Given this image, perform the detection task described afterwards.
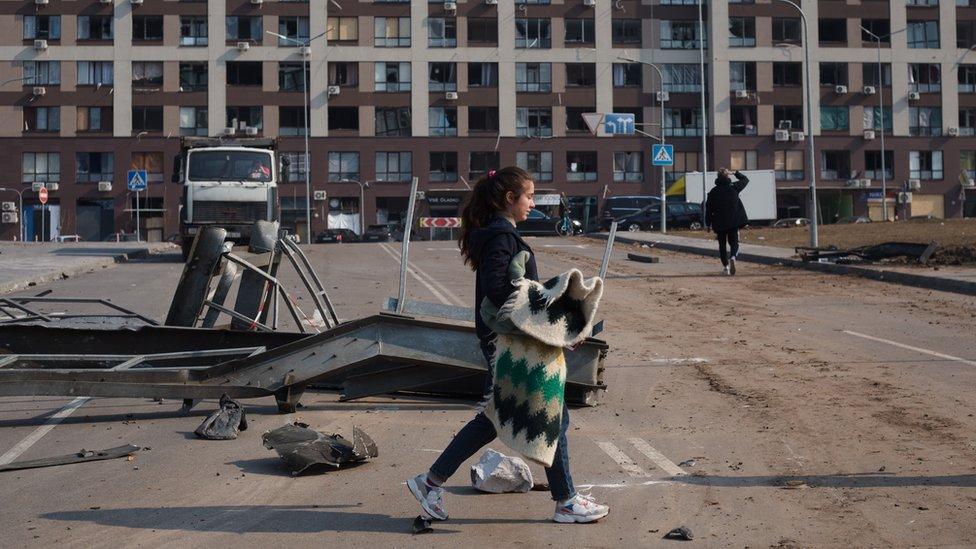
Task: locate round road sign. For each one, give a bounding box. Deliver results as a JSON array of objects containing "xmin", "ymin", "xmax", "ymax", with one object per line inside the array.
[{"xmin": 38, "ymin": 187, "xmax": 48, "ymax": 205}]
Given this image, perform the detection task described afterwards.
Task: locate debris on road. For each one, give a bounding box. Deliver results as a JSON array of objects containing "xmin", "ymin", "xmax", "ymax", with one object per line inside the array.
[
  {"xmin": 470, "ymin": 449, "xmax": 533, "ymax": 493},
  {"xmin": 627, "ymin": 252, "xmax": 660, "ymax": 264},
  {"xmin": 262, "ymin": 423, "xmax": 378, "ymax": 475},
  {"xmin": 677, "ymin": 459, "xmax": 698, "ymax": 468},
  {"xmin": 0, "ymin": 444, "xmax": 141, "ymax": 473},
  {"xmin": 411, "ymin": 515, "xmax": 433, "ymax": 534},
  {"xmin": 663, "ymin": 526, "xmax": 694, "ymax": 541},
  {"xmin": 194, "ymin": 394, "xmax": 248, "ymax": 440},
  {"xmin": 795, "ymin": 241, "xmax": 939, "ymax": 264}
]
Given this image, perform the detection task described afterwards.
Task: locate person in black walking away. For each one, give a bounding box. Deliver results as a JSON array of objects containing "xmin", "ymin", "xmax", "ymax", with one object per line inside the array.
[{"xmin": 706, "ymin": 167, "xmax": 749, "ymax": 275}]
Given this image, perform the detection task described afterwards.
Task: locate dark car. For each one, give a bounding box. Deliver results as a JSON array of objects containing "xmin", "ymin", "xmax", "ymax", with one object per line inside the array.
[
  {"xmin": 361, "ymin": 224, "xmax": 396, "ymax": 242},
  {"xmin": 616, "ymin": 202, "xmax": 704, "ymax": 232},
  {"xmin": 517, "ymin": 209, "xmax": 583, "ymax": 236},
  {"xmin": 772, "ymin": 217, "xmax": 811, "ymax": 228},
  {"xmin": 600, "ymin": 196, "xmax": 662, "ymax": 230},
  {"xmin": 836, "ymin": 216, "xmax": 871, "ymax": 224},
  {"xmin": 316, "ymin": 228, "xmax": 359, "ymax": 243}
]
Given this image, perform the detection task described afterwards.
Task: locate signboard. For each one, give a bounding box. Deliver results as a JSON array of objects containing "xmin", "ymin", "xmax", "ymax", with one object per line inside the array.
[
  {"xmin": 582, "ymin": 112, "xmax": 604, "ymax": 135},
  {"xmin": 534, "ymin": 194, "xmax": 561, "ymax": 206},
  {"xmin": 419, "ymin": 217, "xmax": 461, "ymax": 228},
  {"xmin": 604, "ymin": 113, "xmax": 635, "ymax": 135},
  {"xmin": 127, "ymin": 170, "xmax": 148, "ymax": 192},
  {"xmin": 426, "ymin": 195, "xmax": 463, "ymax": 206},
  {"xmin": 652, "ymin": 144, "xmax": 674, "ymax": 166},
  {"xmin": 38, "ymin": 187, "xmax": 48, "ymax": 204}
]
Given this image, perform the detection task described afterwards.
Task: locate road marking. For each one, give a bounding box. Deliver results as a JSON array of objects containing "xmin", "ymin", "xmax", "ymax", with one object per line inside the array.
[
  {"xmin": 379, "ymin": 243, "xmax": 466, "ymax": 307},
  {"xmin": 628, "ymin": 438, "xmax": 686, "ymax": 476},
  {"xmin": 843, "ymin": 330, "xmax": 976, "ymax": 368},
  {"xmin": 647, "ymin": 357, "xmax": 709, "ymax": 365},
  {"xmin": 541, "ymin": 244, "xmax": 588, "ymax": 249},
  {"xmin": 595, "ymin": 441, "xmax": 651, "ymax": 478},
  {"xmin": 577, "ymin": 480, "xmax": 664, "ymax": 489},
  {"xmin": 377, "ymin": 244, "xmax": 453, "ymax": 306},
  {"xmin": 0, "ymin": 397, "xmax": 89, "ymax": 466}
]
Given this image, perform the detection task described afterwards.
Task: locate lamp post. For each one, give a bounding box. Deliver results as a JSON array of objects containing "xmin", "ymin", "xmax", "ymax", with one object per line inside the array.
[
  {"xmin": 0, "ymin": 187, "xmax": 26, "ymax": 242},
  {"xmin": 618, "ymin": 56, "xmax": 668, "ymax": 233},
  {"xmin": 696, "ymin": 0, "xmax": 709, "ymax": 226},
  {"xmin": 267, "ymin": 29, "xmax": 327, "ymax": 245},
  {"xmin": 340, "ymin": 179, "xmax": 372, "ymax": 235},
  {"xmin": 772, "ymin": 0, "xmax": 818, "ymax": 247}
]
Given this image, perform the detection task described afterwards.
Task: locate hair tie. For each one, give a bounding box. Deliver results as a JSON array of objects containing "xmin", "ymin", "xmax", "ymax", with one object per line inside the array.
[{"xmin": 487, "ymin": 170, "xmax": 496, "ymax": 179}]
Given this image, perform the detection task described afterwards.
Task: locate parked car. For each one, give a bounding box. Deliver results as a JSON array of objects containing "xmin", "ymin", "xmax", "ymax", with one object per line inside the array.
[
  {"xmin": 615, "ymin": 202, "xmax": 704, "ymax": 232},
  {"xmin": 600, "ymin": 196, "xmax": 662, "ymax": 230},
  {"xmin": 772, "ymin": 217, "xmax": 811, "ymax": 228},
  {"xmin": 836, "ymin": 216, "xmax": 871, "ymax": 224},
  {"xmin": 316, "ymin": 228, "xmax": 360, "ymax": 243},
  {"xmin": 361, "ymin": 224, "xmax": 396, "ymax": 242},
  {"xmin": 517, "ymin": 209, "xmax": 583, "ymax": 236}
]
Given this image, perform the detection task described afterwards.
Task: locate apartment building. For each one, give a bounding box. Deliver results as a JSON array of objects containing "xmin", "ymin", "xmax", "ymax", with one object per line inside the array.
[{"xmin": 0, "ymin": 0, "xmax": 974, "ymax": 241}]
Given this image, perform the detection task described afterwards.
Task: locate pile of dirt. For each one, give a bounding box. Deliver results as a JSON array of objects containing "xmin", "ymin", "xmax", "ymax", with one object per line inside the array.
[{"xmin": 927, "ymin": 244, "xmax": 976, "ymax": 266}]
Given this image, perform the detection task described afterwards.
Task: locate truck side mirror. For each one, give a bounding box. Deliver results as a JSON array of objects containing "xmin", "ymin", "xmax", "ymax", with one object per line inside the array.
[{"xmin": 171, "ymin": 156, "xmax": 181, "ymax": 183}]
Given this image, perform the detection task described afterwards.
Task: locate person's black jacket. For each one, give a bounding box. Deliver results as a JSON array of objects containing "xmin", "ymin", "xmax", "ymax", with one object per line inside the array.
[
  {"xmin": 468, "ymin": 215, "xmax": 538, "ymax": 341},
  {"xmin": 706, "ymin": 171, "xmax": 750, "ymax": 233}
]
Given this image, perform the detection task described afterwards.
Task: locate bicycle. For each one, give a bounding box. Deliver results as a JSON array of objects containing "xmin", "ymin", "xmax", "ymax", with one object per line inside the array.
[{"xmin": 555, "ymin": 215, "xmax": 574, "ymax": 237}]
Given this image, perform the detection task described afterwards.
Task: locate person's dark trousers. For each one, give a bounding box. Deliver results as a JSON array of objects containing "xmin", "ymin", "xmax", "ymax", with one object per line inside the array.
[
  {"xmin": 428, "ymin": 337, "xmax": 576, "ymax": 502},
  {"xmin": 716, "ymin": 229, "xmax": 740, "ymax": 266}
]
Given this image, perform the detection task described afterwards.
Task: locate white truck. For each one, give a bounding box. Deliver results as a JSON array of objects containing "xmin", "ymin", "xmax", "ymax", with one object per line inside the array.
[
  {"xmin": 175, "ymin": 138, "xmax": 288, "ymax": 259},
  {"xmin": 683, "ymin": 169, "xmax": 778, "ymax": 224}
]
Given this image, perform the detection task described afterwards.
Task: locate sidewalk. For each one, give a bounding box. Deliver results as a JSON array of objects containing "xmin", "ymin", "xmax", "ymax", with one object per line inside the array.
[
  {"xmin": 0, "ymin": 242, "xmax": 176, "ymax": 295},
  {"xmin": 594, "ymin": 231, "xmax": 976, "ymax": 297}
]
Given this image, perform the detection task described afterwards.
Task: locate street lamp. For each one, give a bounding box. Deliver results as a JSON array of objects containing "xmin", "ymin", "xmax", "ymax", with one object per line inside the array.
[
  {"xmin": 0, "ymin": 187, "xmax": 26, "ymax": 242},
  {"xmin": 696, "ymin": 0, "xmax": 709, "ymax": 224},
  {"xmin": 267, "ymin": 29, "xmax": 327, "ymax": 245},
  {"xmin": 340, "ymin": 179, "xmax": 372, "ymax": 235},
  {"xmin": 860, "ymin": 26, "xmax": 906, "ymax": 222},
  {"xmin": 772, "ymin": 0, "xmax": 818, "ymax": 247},
  {"xmin": 618, "ymin": 56, "xmax": 668, "ymax": 233},
  {"xmin": 1, "ymin": 76, "xmax": 38, "ymax": 87}
]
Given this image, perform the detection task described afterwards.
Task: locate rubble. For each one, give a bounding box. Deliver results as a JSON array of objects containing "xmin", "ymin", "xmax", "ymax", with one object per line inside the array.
[
  {"xmin": 194, "ymin": 395, "xmax": 248, "ymax": 440},
  {"xmin": 470, "ymin": 449, "xmax": 533, "ymax": 493},
  {"xmin": 261, "ymin": 423, "xmax": 378, "ymax": 475}
]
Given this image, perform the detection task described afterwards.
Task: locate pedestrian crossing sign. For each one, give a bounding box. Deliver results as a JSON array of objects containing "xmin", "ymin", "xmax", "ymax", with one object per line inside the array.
[
  {"xmin": 127, "ymin": 170, "xmax": 148, "ymax": 191},
  {"xmin": 652, "ymin": 144, "xmax": 674, "ymax": 166}
]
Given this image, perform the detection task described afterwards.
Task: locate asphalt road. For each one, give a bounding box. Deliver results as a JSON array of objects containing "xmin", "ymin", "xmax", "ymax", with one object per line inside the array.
[{"xmin": 1, "ymin": 237, "xmax": 974, "ymax": 547}]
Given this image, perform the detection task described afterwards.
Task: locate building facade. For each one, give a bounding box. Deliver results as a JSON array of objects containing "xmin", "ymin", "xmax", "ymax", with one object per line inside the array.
[{"xmin": 1, "ymin": 0, "xmax": 974, "ymax": 241}]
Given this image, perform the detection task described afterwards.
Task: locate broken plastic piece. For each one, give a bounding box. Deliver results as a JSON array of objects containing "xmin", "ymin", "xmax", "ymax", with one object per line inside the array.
[
  {"xmin": 262, "ymin": 423, "xmax": 378, "ymax": 475},
  {"xmin": 411, "ymin": 515, "xmax": 433, "ymax": 534},
  {"xmin": 663, "ymin": 526, "xmax": 694, "ymax": 541},
  {"xmin": 195, "ymin": 394, "xmax": 248, "ymax": 440},
  {"xmin": 0, "ymin": 444, "xmax": 141, "ymax": 473}
]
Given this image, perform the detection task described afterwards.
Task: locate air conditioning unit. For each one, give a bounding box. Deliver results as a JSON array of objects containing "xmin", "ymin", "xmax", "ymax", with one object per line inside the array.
[
  {"xmin": 251, "ymin": 0, "xmax": 263, "ymax": 4},
  {"xmin": 299, "ymin": 46, "xmax": 310, "ymax": 56},
  {"xmin": 99, "ymin": 0, "xmax": 112, "ymax": 3},
  {"xmin": 774, "ymin": 129, "xmax": 790, "ymax": 142},
  {"xmin": 862, "ymin": 85, "xmax": 876, "ymax": 95},
  {"xmin": 32, "ymin": 86, "xmax": 46, "ymax": 96},
  {"xmin": 484, "ymin": 0, "xmax": 498, "ymax": 4},
  {"xmin": 961, "ymin": 177, "xmax": 976, "ymax": 188},
  {"xmin": 130, "ymin": 0, "xmax": 143, "ymax": 5},
  {"xmin": 734, "ymin": 89, "xmax": 749, "ymax": 99},
  {"xmin": 863, "ymin": 130, "xmax": 876, "ymax": 140},
  {"xmin": 46, "ymin": 182, "xmax": 58, "ymax": 191},
  {"xmin": 98, "ymin": 181, "xmax": 112, "ymax": 192},
  {"xmin": 947, "ymin": 126, "xmax": 959, "ymax": 137},
  {"xmin": 791, "ymin": 131, "xmax": 805, "ymax": 141},
  {"xmin": 244, "ymin": 126, "xmax": 259, "ymax": 136},
  {"xmin": 237, "ymin": 42, "xmax": 250, "ymax": 51},
  {"xmin": 31, "ymin": 182, "xmax": 45, "ymax": 192},
  {"xmin": 846, "ymin": 179, "xmax": 861, "ymax": 188},
  {"xmin": 34, "ymin": 40, "xmax": 48, "ymax": 50},
  {"xmin": 899, "ymin": 191, "xmax": 912, "ymax": 204},
  {"xmin": 1, "ymin": 202, "xmax": 15, "ymax": 212},
  {"xmin": 34, "ymin": 0, "xmax": 48, "ymax": 5},
  {"xmin": 1, "ymin": 212, "xmax": 18, "ymax": 224},
  {"xmin": 908, "ymin": 91, "xmax": 921, "ymax": 100},
  {"xmin": 583, "ymin": 0, "xmax": 596, "ymax": 5},
  {"xmin": 313, "ymin": 190, "xmax": 327, "ymax": 201},
  {"xmin": 656, "ymin": 91, "xmax": 670, "ymax": 102},
  {"xmin": 444, "ymin": 0, "xmax": 457, "ymax": 10},
  {"xmin": 445, "ymin": 91, "xmax": 458, "ymax": 100},
  {"xmin": 834, "ymin": 85, "xmax": 848, "ymax": 94},
  {"xmin": 223, "ymin": 127, "xmax": 236, "ymax": 136},
  {"xmin": 859, "ymin": 178, "xmax": 872, "ymax": 187},
  {"xmin": 907, "ymin": 179, "xmax": 921, "ymax": 191},
  {"xmin": 327, "ymin": 85, "xmax": 340, "ymax": 96}
]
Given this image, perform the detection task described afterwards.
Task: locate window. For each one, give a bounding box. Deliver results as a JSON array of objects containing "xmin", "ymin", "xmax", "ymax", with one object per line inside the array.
[
  {"xmin": 279, "ymin": 106, "xmax": 309, "ymax": 136},
  {"xmin": 428, "ymin": 18, "xmax": 456, "ymax": 47},
  {"xmin": 730, "ymin": 106, "xmax": 757, "ymax": 135},
  {"xmin": 774, "ymin": 150, "xmax": 804, "ymax": 180},
  {"xmin": 179, "ymin": 107, "xmax": 208, "ymax": 136},
  {"xmin": 818, "ymin": 19, "xmax": 846, "ymax": 44},
  {"xmin": 566, "ymin": 152, "xmax": 597, "ymax": 182},
  {"xmin": 23, "ymin": 61, "xmax": 60, "ymax": 86},
  {"xmin": 819, "ymin": 62, "xmax": 848, "ymax": 86},
  {"xmin": 77, "ymin": 61, "xmax": 113, "ymax": 86},
  {"xmin": 279, "ymin": 17, "xmax": 310, "ymax": 45},
  {"xmin": 863, "ymin": 107, "xmax": 893, "ymax": 132},
  {"xmin": 25, "ymin": 107, "xmax": 59, "ymax": 132},
  {"xmin": 773, "ymin": 62, "xmax": 802, "ymax": 86},
  {"xmin": 961, "ymin": 152, "xmax": 976, "ymax": 183},
  {"xmin": 134, "ymin": 16, "xmax": 164, "ymax": 41},
  {"xmin": 774, "ymin": 106, "xmax": 803, "ymax": 130},
  {"xmin": 130, "ymin": 152, "xmax": 164, "ymax": 183},
  {"xmin": 132, "ymin": 61, "xmax": 163, "ymax": 89},
  {"xmin": 326, "ymin": 17, "xmax": 358, "ymax": 41},
  {"xmin": 565, "ymin": 19, "xmax": 595, "ymax": 44},
  {"xmin": 429, "ymin": 62, "xmax": 457, "ymax": 92},
  {"xmin": 279, "ymin": 62, "xmax": 309, "ymax": 91},
  {"xmin": 909, "ymin": 151, "xmax": 943, "ymax": 180},
  {"xmin": 861, "ymin": 19, "xmax": 891, "ymax": 42},
  {"xmin": 661, "ymin": 21, "xmax": 705, "ymax": 49},
  {"xmin": 328, "ymin": 107, "xmax": 359, "ymax": 130},
  {"xmin": 664, "ymin": 108, "xmax": 702, "ymax": 137},
  {"xmin": 76, "ymin": 152, "xmax": 114, "ymax": 183},
  {"xmin": 907, "ymin": 0, "xmax": 938, "ymax": 5},
  {"xmin": 374, "ymin": 17, "xmax": 410, "ymax": 47},
  {"xmin": 327, "ymin": 152, "xmax": 359, "ymax": 182},
  {"xmin": 612, "ymin": 63, "xmax": 641, "ymax": 87},
  {"xmin": 469, "ymin": 107, "xmax": 499, "ymax": 132},
  {"xmin": 375, "ymin": 62, "xmax": 411, "ymax": 92},
  {"xmin": 862, "ymin": 63, "xmax": 891, "ymax": 87},
  {"xmin": 730, "ymin": 150, "xmax": 757, "ymax": 171},
  {"xmin": 820, "ymin": 106, "xmax": 849, "ymax": 131},
  {"xmin": 22, "ymin": 153, "xmax": 60, "ymax": 184},
  {"xmin": 24, "ymin": 16, "xmax": 60, "ymax": 40},
  {"xmin": 429, "ymin": 152, "xmax": 458, "ymax": 182},
  {"xmin": 516, "ymin": 0, "xmax": 550, "ymax": 4},
  {"xmin": 429, "ymin": 107, "xmax": 458, "ymax": 136},
  {"xmin": 772, "ymin": 18, "xmax": 801, "ymax": 43},
  {"xmin": 469, "ymin": 152, "xmax": 500, "ymax": 180},
  {"xmin": 909, "ymin": 107, "xmax": 942, "ymax": 136},
  {"xmin": 566, "ymin": 107, "xmax": 592, "ymax": 133},
  {"xmin": 613, "ymin": 152, "xmax": 643, "ymax": 182},
  {"xmin": 909, "ymin": 63, "xmax": 941, "ymax": 92},
  {"xmin": 664, "ymin": 63, "xmax": 703, "ymax": 92},
  {"xmin": 820, "ymin": 151, "xmax": 850, "ymax": 180},
  {"xmin": 78, "ymin": 107, "xmax": 110, "ymax": 132},
  {"xmin": 729, "ymin": 18, "xmax": 755, "ymax": 47},
  {"xmin": 960, "ymin": 21, "xmax": 976, "ymax": 48},
  {"xmin": 180, "ymin": 63, "xmax": 207, "ymax": 91},
  {"xmin": 907, "ymin": 20, "xmax": 939, "ymax": 48},
  {"xmin": 729, "ymin": 62, "xmax": 755, "ymax": 91},
  {"xmin": 281, "ymin": 153, "xmax": 308, "ymax": 181},
  {"xmin": 516, "ymin": 63, "xmax": 552, "ymax": 92},
  {"xmin": 180, "ymin": 16, "xmax": 208, "ymax": 46},
  {"xmin": 375, "ymin": 152, "xmax": 412, "ymax": 182},
  {"xmin": 566, "ymin": 64, "xmax": 595, "ymax": 87},
  {"xmin": 516, "ymin": 107, "xmax": 552, "ymax": 137},
  {"xmin": 132, "ymin": 107, "xmax": 163, "ymax": 132},
  {"xmin": 960, "ymin": 65, "xmax": 976, "ymax": 93},
  {"xmin": 468, "ymin": 62, "xmax": 498, "ymax": 87},
  {"xmin": 515, "ymin": 18, "xmax": 550, "ymax": 48},
  {"xmin": 516, "ymin": 151, "xmax": 553, "ymax": 182},
  {"xmin": 226, "ymin": 106, "xmax": 263, "ymax": 130},
  {"xmin": 77, "ymin": 16, "xmax": 113, "ymax": 40},
  {"xmin": 864, "ymin": 150, "xmax": 894, "ymax": 180},
  {"xmin": 375, "ymin": 107, "xmax": 411, "ymax": 136},
  {"xmin": 227, "ymin": 62, "xmax": 263, "ymax": 86},
  {"xmin": 227, "ymin": 16, "xmax": 262, "ymax": 41},
  {"xmin": 467, "ymin": 18, "xmax": 497, "ymax": 44},
  {"xmin": 329, "ymin": 62, "xmax": 358, "ymax": 87},
  {"xmin": 612, "ymin": 19, "xmax": 641, "ymax": 44}
]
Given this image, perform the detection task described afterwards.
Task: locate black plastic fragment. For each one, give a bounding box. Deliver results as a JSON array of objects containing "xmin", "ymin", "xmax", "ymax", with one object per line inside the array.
[
  {"xmin": 663, "ymin": 526, "xmax": 694, "ymax": 541},
  {"xmin": 262, "ymin": 423, "xmax": 378, "ymax": 475},
  {"xmin": 195, "ymin": 394, "xmax": 248, "ymax": 440},
  {"xmin": 412, "ymin": 515, "xmax": 433, "ymax": 534}
]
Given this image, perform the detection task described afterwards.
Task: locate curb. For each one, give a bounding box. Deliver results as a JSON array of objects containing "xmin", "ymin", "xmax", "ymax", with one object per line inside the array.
[
  {"xmin": 592, "ymin": 234, "xmax": 976, "ymax": 297},
  {"xmin": 0, "ymin": 247, "xmax": 157, "ymax": 296}
]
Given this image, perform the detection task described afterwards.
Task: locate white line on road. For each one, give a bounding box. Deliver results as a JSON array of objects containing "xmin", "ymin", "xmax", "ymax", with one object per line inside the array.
[
  {"xmin": 595, "ymin": 441, "xmax": 651, "ymax": 478},
  {"xmin": 379, "ymin": 243, "xmax": 466, "ymax": 307},
  {"xmin": 577, "ymin": 479, "xmax": 665, "ymax": 489},
  {"xmin": 541, "ymin": 244, "xmax": 589, "ymax": 249},
  {"xmin": 0, "ymin": 397, "xmax": 90, "ymax": 466},
  {"xmin": 377, "ymin": 244, "xmax": 453, "ymax": 306},
  {"xmin": 843, "ymin": 330, "xmax": 976, "ymax": 368},
  {"xmin": 628, "ymin": 438, "xmax": 686, "ymax": 476}
]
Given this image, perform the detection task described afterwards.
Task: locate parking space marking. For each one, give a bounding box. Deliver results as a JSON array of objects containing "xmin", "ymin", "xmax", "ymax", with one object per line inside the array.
[
  {"xmin": 0, "ymin": 397, "xmax": 89, "ymax": 466},
  {"xmin": 379, "ymin": 243, "xmax": 466, "ymax": 307},
  {"xmin": 595, "ymin": 441, "xmax": 652, "ymax": 478},
  {"xmin": 843, "ymin": 330, "xmax": 976, "ymax": 368},
  {"xmin": 628, "ymin": 438, "xmax": 686, "ymax": 476}
]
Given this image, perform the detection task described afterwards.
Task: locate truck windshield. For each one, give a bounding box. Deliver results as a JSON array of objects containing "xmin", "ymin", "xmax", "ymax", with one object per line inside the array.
[{"xmin": 187, "ymin": 151, "xmax": 273, "ymax": 183}]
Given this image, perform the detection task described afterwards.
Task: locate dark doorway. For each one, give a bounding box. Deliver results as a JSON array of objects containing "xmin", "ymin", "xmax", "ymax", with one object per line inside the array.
[{"xmin": 76, "ymin": 199, "xmax": 115, "ymax": 241}]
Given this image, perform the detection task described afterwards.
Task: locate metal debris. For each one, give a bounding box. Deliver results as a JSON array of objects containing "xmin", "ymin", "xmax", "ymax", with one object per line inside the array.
[
  {"xmin": 0, "ymin": 445, "xmax": 141, "ymax": 473},
  {"xmin": 262, "ymin": 423, "xmax": 378, "ymax": 475}
]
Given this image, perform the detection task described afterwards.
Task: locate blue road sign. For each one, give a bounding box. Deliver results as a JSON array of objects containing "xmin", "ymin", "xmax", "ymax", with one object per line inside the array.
[
  {"xmin": 604, "ymin": 113, "xmax": 635, "ymax": 135},
  {"xmin": 127, "ymin": 170, "xmax": 148, "ymax": 192},
  {"xmin": 652, "ymin": 144, "xmax": 674, "ymax": 166}
]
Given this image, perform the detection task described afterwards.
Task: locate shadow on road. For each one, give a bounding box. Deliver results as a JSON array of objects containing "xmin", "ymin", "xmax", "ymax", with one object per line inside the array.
[{"xmin": 673, "ymin": 472, "xmax": 976, "ymax": 488}]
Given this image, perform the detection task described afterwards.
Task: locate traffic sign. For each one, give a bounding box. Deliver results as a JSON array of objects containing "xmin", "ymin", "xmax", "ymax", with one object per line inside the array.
[
  {"xmin": 38, "ymin": 187, "xmax": 48, "ymax": 204},
  {"xmin": 604, "ymin": 113, "xmax": 636, "ymax": 135},
  {"xmin": 652, "ymin": 144, "xmax": 675, "ymax": 166},
  {"xmin": 582, "ymin": 112, "xmax": 604, "ymax": 135},
  {"xmin": 127, "ymin": 170, "xmax": 148, "ymax": 192},
  {"xmin": 418, "ymin": 217, "xmax": 461, "ymax": 228}
]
